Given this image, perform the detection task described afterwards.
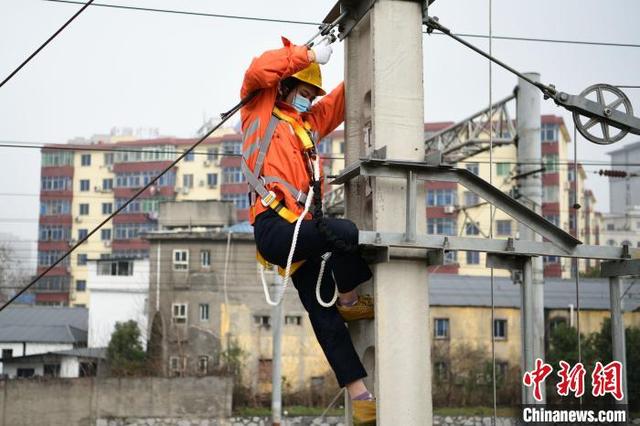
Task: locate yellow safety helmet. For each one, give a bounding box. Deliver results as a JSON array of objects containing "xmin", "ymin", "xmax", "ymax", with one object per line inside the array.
[{"xmin": 291, "ymin": 63, "xmax": 326, "ymax": 96}]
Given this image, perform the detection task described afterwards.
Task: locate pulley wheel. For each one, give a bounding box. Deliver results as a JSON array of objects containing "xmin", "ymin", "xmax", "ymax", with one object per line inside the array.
[{"xmin": 572, "ymin": 84, "xmax": 632, "ymax": 145}]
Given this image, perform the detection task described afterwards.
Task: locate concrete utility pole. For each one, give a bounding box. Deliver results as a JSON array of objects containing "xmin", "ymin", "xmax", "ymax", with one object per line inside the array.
[
  {"xmin": 344, "ymin": 1, "xmax": 431, "ymax": 424},
  {"xmin": 516, "ymin": 73, "xmax": 546, "ymax": 404},
  {"xmin": 609, "ymin": 276, "xmax": 628, "ymax": 405},
  {"xmin": 271, "ymin": 275, "xmax": 284, "ymax": 426}
]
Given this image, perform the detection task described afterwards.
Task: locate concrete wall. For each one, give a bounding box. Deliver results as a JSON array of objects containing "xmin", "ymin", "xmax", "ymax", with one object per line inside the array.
[
  {"xmin": 158, "ymin": 200, "xmax": 235, "ymax": 229},
  {"xmin": 0, "ymin": 375, "xmax": 232, "ymax": 426}
]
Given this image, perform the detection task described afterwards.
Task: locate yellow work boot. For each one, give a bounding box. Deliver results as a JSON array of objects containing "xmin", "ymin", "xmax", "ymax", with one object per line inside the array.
[
  {"xmin": 336, "ymin": 294, "xmax": 374, "ymax": 322},
  {"xmin": 352, "ymin": 399, "xmax": 376, "ymax": 425}
]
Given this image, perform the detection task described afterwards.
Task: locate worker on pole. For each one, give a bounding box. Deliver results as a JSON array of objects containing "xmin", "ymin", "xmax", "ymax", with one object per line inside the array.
[{"xmin": 240, "ymin": 37, "xmax": 376, "ymax": 424}]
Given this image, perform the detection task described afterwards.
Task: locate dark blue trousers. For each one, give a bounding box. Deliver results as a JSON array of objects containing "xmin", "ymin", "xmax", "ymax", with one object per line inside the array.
[{"xmin": 254, "ymin": 209, "xmax": 372, "ymax": 387}]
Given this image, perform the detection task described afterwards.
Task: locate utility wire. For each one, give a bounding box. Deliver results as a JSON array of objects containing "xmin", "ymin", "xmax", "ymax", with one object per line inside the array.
[
  {"xmin": 2, "ymin": 141, "xmax": 638, "ymax": 167},
  {"xmin": 0, "ymin": 96, "xmax": 246, "ymax": 313},
  {"xmin": 43, "ymin": 0, "xmax": 640, "ymax": 49},
  {"xmin": 0, "ymin": 0, "xmax": 94, "ymax": 89},
  {"xmin": 43, "ymin": 0, "xmax": 319, "ymax": 26}
]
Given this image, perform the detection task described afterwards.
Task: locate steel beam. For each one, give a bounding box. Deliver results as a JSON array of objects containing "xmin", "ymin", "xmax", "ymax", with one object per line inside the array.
[
  {"xmin": 331, "ymin": 158, "xmax": 581, "ymax": 252},
  {"xmin": 357, "ymin": 231, "xmax": 638, "ymax": 260}
]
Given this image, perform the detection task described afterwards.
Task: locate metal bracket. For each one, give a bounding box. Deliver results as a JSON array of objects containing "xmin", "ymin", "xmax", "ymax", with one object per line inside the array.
[
  {"xmin": 323, "ymin": 0, "xmax": 375, "ymax": 41},
  {"xmin": 601, "ymin": 259, "xmax": 640, "ymax": 278},
  {"xmin": 426, "ymin": 249, "xmax": 444, "ymax": 267},
  {"xmin": 486, "ymin": 253, "xmax": 526, "ymax": 271},
  {"xmin": 331, "ymin": 158, "xmax": 581, "ymax": 252}
]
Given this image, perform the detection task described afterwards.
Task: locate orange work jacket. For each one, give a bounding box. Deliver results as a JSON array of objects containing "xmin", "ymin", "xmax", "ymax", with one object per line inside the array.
[{"xmin": 240, "ymin": 37, "xmax": 345, "ymax": 224}]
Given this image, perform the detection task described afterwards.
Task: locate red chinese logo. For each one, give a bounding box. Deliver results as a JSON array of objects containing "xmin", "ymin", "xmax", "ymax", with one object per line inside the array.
[
  {"xmin": 556, "ymin": 360, "xmax": 586, "ymax": 398},
  {"xmin": 591, "ymin": 361, "xmax": 624, "ymax": 401},
  {"xmin": 523, "ymin": 358, "xmax": 553, "ymax": 402}
]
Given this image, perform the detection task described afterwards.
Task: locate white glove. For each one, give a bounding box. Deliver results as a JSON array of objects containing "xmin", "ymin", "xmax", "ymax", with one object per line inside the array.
[{"xmin": 312, "ymin": 39, "xmax": 333, "ymax": 65}]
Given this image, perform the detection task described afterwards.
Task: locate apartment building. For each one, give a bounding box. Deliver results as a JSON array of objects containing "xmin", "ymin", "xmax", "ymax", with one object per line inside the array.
[{"xmin": 37, "ymin": 133, "xmax": 234, "ymax": 307}]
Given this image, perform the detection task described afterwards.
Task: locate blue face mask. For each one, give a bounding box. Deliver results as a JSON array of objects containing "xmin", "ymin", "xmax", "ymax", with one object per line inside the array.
[{"xmin": 292, "ymin": 94, "xmax": 311, "ymax": 113}]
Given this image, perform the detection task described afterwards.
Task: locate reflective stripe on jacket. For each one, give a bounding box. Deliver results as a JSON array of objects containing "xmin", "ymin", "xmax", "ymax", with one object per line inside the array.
[{"xmin": 240, "ymin": 37, "xmax": 345, "ymax": 224}]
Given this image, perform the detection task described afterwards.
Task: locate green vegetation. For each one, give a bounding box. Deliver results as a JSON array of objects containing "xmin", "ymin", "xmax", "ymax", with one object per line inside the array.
[{"xmin": 106, "ymin": 320, "xmax": 147, "ymax": 376}]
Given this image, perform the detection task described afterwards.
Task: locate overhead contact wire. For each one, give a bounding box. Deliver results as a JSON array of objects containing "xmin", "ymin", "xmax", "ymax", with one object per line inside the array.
[{"xmin": 1, "ymin": 0, "xmax": 95, "ymax": 89}]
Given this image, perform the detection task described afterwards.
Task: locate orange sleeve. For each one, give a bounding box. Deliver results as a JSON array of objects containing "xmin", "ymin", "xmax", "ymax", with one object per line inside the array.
[
  {"xmin": 241, "ymin": 37, "xmax": 312, "ymax": 98},
  {"xmin": 305, "ymin": 82, "xmax": 345, "ymax": 139}
]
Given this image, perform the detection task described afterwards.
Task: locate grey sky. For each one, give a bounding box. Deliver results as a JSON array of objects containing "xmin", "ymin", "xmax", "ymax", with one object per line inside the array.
[{"xmin": 1, "ymin": 0, "xmax": 639, "ymax": 258}]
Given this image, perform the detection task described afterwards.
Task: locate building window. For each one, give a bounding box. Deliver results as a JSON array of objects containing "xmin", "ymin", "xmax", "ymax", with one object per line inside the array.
[
  {"xmin": 222, "ymin": 167, "xmax": 245, "ymax": 184},
  {"xmin": 465, "ymin": 163, "xmax": 479, "ymax": 175},
  {"xmin": 544, "ymin": 214, "xmax": 560, "ymax": 226},
  {"xmin": 543, "ymin": 185, "xmax": 559, "ymax": 202},
  {"xmin": 496, "ymin": 220, "xmax": 512, "ymax": 236},
  {"xmin": 543, "ymin": 154, "xmax": 559, "ymax": 173},
  {"xmin": 496, "ymin": 162, "xmax": 510, "ymax": 176},
  {"xmin": 98, "ymin": 260, "xmax": 133, "ymax": 276},
  {"xmin": 104, "ymin": 153, "xmax": 114, "ymax": 165},
  {"xmin": 78, "ymin": 229, "xmax": 88, "ymax": 240},
  {"xmin": 81, "ymin": 154, "xmax": 91, "ymax": 166},
  {"xmin": 466, "ymin": 251, "xmax": 480, "ymax": 265},
  {"xmin": 79, "ymin": 204, "xmax": 89, "ymax": 215},
  {"xmin": 444, "ymin": 251, "xmax": 457, "ymax": 264},
  {"xmin": 606, "ymin": 224, "xmax": 614, "ymax": 231},
  {"xmin": 463, "ymin": 191, "xmax": 479, "ymax": 206},
  {"xmin": 102, "ymin": 203, "xmax": 113, "ymax": 215},
  {"xmin": 184, "ymin": 150, "xmax": 195, "ymax": 162},
  {"xmin": 172, "ymin": 303, "xmax": 188, "ymax": 324},
  {"xmin": 427, "ymin": 189, "xmax": 456, "ymax": 206},
  {"xmin": 2, "ymin": 349, "xmax": 13, "ymax": 360},
  {"xmin": 541, "ymin": 124, "xmax": 557, "ymax": 142},
  {"xmin": 101, "ymin": 229, "xmax": 112, "ymax": 241},
  {"xmin": 183, "ymin": 174, "xmax": 194, "ymax": 189},
  {"xmin": 173, "ymin": 249, "xmax": 189, "ymax": 270},
  {"xmin": 76, "ymin": 280, "xmax": 87, "ymax": 292},
  {"xmin": 494, "ymin": 319, "xmax": 507, "ymax": 339},
  {"xmin": 285, "ymin": 315, "xmax": 302, "ymax": 326},
  {"xmin": 222, "ymin": 193, "xmax": 249, "ymax": 209},
  {"xmin": 199, "ymin": 304, "xmax": 210, "ymax": 321},
  {"xmin": 207, "ymin": 173, "xmax": 218, "ymax": 187},
  {"xmin": 169, "ymin": 356, "xmax": 186, "ymax": 376},
  {"xmin": 200, "ymin": 250, "xmax": 211, "ymax": 267},
  {"xmin": 465, "ymin": 223, "xmax": 480, "ymax": 236},
  {"xmin": 434, "ymin": 318, "xmax": 449, "ymax": 339},
  {"xmin": 544, "ymin": 255, "xmax": 560, "ymax": 264},
  {"xmin": 549, "ymin": 317, "xmax": 567, "ymax": 333},
  {"xmin": 17, "ymin": 368, "xmax": 35, "ymax": 378},
  {"xmin": 80, "ymin": 179, "xmax": 90, "ymax": 192},
  {"xmin": 102, "ymin": 178, "xmax": 113, "ymax": 191},
  {"xmin": 198, "ymin": 356, "xmax": 209, "ymax": 374},
  {"xmin": 427, "ymin": 218, "xmax": 456, "ymax": 235},
  {"xmin": 254, "ymin": 315, "xmax": 271, "ymax": 328},
  {"xmin": 77, "ymin": 254, "xmax": 88, "ymax": 266},
  {"xmin": 207, "ymin": 148, "xmax": 219, "ymax": 162}
]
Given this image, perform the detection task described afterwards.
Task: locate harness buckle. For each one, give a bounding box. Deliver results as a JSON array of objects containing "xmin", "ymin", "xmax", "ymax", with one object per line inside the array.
[{"xmin": 261, "ymin": 191, "xmax": 277, "ymax": 207}]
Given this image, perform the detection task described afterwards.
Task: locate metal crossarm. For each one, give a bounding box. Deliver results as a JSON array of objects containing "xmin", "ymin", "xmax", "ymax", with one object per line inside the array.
[{"xmin": 331, "ymin": 158, "xmax": 581, "ymax": 252}]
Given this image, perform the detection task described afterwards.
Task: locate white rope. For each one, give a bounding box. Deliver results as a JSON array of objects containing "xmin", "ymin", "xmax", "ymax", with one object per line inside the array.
[
  {"xmin": 260, "ymin": 155, "xmax": 337, "ymax": 307},
  {"xmin": 315, "ymin": 252, "xmax": 338, "ymax": 307}
]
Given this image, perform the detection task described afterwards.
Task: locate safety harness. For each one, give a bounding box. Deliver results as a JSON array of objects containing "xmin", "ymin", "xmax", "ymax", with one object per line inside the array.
[{"xmin": 242, "ymin": 107, "xmax": 337, "ymax": 307}]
